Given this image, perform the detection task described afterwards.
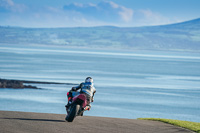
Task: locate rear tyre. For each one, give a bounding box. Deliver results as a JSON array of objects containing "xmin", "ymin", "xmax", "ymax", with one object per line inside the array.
[
  {"xmin": 66, "ymin": 104, "xmax": 80, "ymax": 122},
  {"xmin": 80, "ymin": 111, "xmax": 84, "ymax": 116}
]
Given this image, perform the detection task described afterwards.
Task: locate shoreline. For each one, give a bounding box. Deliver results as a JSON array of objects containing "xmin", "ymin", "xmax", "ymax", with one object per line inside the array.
[{"xmin": 0, "ymin": 78, "xmax": 78, "ymax": 89}]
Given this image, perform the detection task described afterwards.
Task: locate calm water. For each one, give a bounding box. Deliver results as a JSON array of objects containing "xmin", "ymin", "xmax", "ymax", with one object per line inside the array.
[{"xmin": 0, "ymin": 44, "xmax": 200, "ymax": 122}]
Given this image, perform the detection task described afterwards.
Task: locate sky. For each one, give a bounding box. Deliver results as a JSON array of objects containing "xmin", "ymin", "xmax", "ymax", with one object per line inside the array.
[{"xmin": 0, "ymin": 0, "xmax": 200, "ymax": 28}]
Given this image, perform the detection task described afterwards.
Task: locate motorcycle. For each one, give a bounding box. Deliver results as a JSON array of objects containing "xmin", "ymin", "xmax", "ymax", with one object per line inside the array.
[{"xmin": 65, "ymin": 93, "xmax": 91, "ymax": 122}]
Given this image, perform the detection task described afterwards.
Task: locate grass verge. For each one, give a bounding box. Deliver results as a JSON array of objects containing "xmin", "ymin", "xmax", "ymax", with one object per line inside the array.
[{"xmin": 138, "ymin": 118, "xmax": 200, "ymax": 133}]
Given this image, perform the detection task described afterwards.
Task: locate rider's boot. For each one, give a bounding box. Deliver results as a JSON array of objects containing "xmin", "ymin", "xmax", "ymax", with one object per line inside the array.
[
  {"xmin": 65, "ymin": 101, "xmax": 72, "ymax": 108},
  {"xmin": 65, "ymin": 96, "xmax": 72, "ymax": 108}
]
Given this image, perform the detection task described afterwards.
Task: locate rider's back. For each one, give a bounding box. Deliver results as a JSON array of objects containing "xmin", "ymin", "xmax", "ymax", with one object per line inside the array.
[{"xmin": 80, "ymin": 82, "xmax": 96, "ymax": 97}]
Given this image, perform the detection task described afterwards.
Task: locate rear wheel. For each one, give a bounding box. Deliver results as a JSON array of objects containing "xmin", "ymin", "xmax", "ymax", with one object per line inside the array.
[
  {"xmin": 66, "ymin": 104, "xmax": 80, "ymax": 122},
  {"xmin": 80, "ymin": 111, "xmax": 84, "ymax": 116}
]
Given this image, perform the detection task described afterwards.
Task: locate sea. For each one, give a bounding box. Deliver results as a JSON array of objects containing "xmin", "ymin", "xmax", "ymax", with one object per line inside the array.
[{"xmin": 0, "ymin": 44, "xmax": 200, "ymax": 122}]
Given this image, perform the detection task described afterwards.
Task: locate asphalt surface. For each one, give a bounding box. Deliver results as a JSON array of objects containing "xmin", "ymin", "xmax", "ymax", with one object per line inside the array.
[{"xmin": 0, "ymin": 111, "xmax": 194, "ymax": 133}]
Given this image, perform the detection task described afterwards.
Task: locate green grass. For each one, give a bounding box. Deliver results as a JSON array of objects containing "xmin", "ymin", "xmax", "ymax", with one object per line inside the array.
[{"xmin": 138, "ymin": 118, "xmax": 200, "ymax": 133}]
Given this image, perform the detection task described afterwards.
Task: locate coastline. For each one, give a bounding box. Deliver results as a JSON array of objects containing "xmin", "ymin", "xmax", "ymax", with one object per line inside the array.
[{"xmin": 0, "ymin": 78, "xmax": 78, "ymax": 89}]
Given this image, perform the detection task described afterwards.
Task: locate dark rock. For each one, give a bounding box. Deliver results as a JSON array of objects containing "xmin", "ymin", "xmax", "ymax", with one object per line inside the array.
[
  {"xmin": 0, "ymin": 78, "xmax": 78, "ymax": 89},
  {"xmin": 0, "ymin": 78, "xmax": 39, "ymax": 89}
]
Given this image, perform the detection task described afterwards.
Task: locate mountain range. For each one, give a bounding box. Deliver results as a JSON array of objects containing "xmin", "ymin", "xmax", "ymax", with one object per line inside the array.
[{"xmin": 0, "ymin": 18, "xmax": 200, "ymax": 51}]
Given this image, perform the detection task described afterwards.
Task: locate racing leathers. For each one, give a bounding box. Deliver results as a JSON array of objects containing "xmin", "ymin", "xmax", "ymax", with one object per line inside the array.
[{"xmin": 66, "ymin": 82, "xmax": 96, "ymax": 108}]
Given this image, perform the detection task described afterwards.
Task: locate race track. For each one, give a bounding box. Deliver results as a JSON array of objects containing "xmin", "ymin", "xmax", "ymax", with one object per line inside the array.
[{"xmin": 0, "ymin": 111, "xmax": 194, "ymax": 133}]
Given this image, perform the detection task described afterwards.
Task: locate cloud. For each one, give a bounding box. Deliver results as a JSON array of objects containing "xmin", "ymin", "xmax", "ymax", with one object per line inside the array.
[
  {"xmin": 0, "ymin": 0, "xmax": 27, "ymax": 12},
  {"xmin": 62, "ymin": 1, "xmax": 170, "ymax": 27},
  {"xmin": 131, "ymin": 9, "xmax": 171, "ymax": 26},
  {"xmin": 0, "ymin": 0, "xmax": 14, "ymax": 8},
  {"xmin": 0, "ymin": 0, "xmax": 173, "ymax": 27},
  {"xmin": 63, "ymin": 1, "xmax": 134, "ymax": 23},
  {"xmin": 119, "ymin": 7, "xmax": 134, "ymax": 22}
]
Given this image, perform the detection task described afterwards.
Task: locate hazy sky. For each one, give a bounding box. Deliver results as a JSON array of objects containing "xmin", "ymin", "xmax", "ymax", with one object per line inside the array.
[{"xmin": 0, "ymin": 0, "xmax": 200, "ymax": 27}]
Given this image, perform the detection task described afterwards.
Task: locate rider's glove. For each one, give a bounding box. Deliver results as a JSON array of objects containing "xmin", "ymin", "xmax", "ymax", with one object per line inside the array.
[
  {"xmin": 71, "ymin": 87, "xmax": 76, "ymax": 91},
  {"xmin": 91, "ymin": 98, "xmax": 94, "ymax": 102}
]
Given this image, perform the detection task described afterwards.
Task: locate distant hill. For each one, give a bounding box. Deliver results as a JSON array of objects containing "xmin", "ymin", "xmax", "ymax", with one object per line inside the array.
[{"xmin": 0, "ymin": 18, "xmax": 200, "ymax": 51}]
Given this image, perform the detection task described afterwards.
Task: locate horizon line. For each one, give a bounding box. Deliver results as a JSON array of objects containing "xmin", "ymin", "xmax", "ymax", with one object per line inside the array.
[{"xmin": 0, "ymin": 17, "xmax": 199, "ymax": 29}]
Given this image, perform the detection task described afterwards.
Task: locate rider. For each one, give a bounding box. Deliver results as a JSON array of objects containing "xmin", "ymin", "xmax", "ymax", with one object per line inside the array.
[{"xmin": 65, "ymin": 77, "xmax": 96, "ymax": 108}]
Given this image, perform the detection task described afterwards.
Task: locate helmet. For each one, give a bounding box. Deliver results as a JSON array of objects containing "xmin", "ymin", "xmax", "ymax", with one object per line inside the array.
[{"xmin": 85, "ymin": 77, "xmax": 93, "ymax": 83}]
